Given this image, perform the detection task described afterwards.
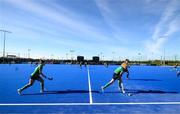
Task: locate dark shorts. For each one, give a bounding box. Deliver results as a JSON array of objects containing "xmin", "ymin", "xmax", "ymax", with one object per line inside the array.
[
  {"xmin": 30, "ymin": 75, "xmax": 41, "ymax": 80},
  {"xmin": 112, "ymin": 73, "xmax": 121, "ymax": 80},
  {"xmin": 124, "ymin": 68, "xmax": 128, "ymax": 72}
]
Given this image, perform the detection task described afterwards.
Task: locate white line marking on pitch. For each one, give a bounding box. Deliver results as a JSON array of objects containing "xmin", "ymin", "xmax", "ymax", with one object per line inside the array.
[
  {"xmin": 87, "ymin": 65, "xmax": 93, "ymax": 104},
  {"xmin": 1, "ymin": 102, "xmax": 180, "ymax": 106}
]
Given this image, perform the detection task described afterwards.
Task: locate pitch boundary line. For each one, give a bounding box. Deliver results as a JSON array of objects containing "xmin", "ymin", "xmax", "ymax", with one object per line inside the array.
[
  {"xmin": 87, "ymin": 65, "xmax": 93, "ymax": 104},
  {"xmin": 1, "ymin": 102, "xmax": 180, "ymax": 106}
]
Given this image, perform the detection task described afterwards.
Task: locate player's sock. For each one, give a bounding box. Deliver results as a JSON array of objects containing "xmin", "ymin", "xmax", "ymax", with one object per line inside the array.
[
  {"xmin": 103, "ymin": 82, "xmax": 112, "ymax": 90},
  {"xmin": 40, "ymin": 90, "xmax": 44, "ymax": 93},
  {"xmin": 20, "ymin": 84, "xmax": 31, "ymax": 91},
  {"xmin": 101, "ymin": 86, "xmax": 104, "ymax": 93},
  {"xmin": 121, "ymin": 83, "xmax": 125, "ymax": 93},
  {"xmin": 17, "ymin": 89, "xmax": 22, "ymax": 95},
  {"xmin": 40, "ymin": 82, "xmax": 44, "ymax": 92}
]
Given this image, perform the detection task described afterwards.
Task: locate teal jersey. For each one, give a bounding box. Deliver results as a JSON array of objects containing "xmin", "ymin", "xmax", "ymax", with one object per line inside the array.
[
  {"xmin": 31, "ymin": 64, "xmax": 43, "ymax": 76},
  {"xmin": 114, "ymin": 66, "xmax": 123, "ymax": 74}
]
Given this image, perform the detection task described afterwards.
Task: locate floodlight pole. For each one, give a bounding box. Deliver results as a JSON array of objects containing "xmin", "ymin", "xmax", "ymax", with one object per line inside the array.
[
  {"xmin": 0, "ymin": 29, "xmax": 12, "ymax": 63},
  {"xmin": 163, "ymin": 48, "xmax": 166, "ymax": 66},
  {"xmin": 100, "ymin": 52, "xmax": 103, "ymax": 61},
  {"xmin": 174, "ymin": 54, "xmax": 177, "ymax": 62},
  {"xmin": 66, "ymin": 53, "xmax": 68, "ymax": 60},
  {"xmin": 70, "ymin": 50, "xmax": 75, "ymax": 62},
  {"xmin": 28, "ymin": 49, "xmax": 31, "ymax": 59},
  {"xmin": 112, "ymin": 52, "xmax": 115, "ymax": 62},
  {"xmin": 138, "ymin": 53, "xmax": 141, "ymax": 65}
]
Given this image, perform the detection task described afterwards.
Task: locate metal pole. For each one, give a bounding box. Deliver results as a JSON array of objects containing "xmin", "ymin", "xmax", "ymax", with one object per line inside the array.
[
  {"xmin": 0, "ymin": 29, "xmax": 12, "ymax": 63},
  {"xmin": 100, "ymin": 52, "xmax": 103, "ymax": 61},
  {"xmin": 138, "ymin": 53, "xmax": 141, "ymax": 65},
  {"xmin": 66, "ymin": 53, "xmax": 68, "ymax": 60},
  {"xmin": 163, "ymin": 48, "xmax": 165, "ymax": 66},
  {"xmin": 70, "ymin": 50, "xmax": 75, "ymax": 61},
  {"xmin": 174, "ymin": 55, "xmax": 177, "ymax": 62},
  {"xmin": 28, "ymin": 49, "xmax": 31, "ymax": 58},
  {"xmin": 112, "ymin": 52, "xmax": 115, "ymax": 62},
  {"xmin": 3, "ymin": 32, "xmax": 6, "ymax": 58}
]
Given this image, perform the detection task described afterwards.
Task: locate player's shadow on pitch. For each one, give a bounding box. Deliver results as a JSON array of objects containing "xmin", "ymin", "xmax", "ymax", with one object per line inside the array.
[
  {"xmin": 105, "ymin": 89, "xmax": 178, "ymax": 94},
  {"xmin": 128, "ymin": 78, "xmax": 162, "ymax": 81},
  {"xmin": 23, "ymin": 90, "xmax": 100, "ymax": 95},
  {"xmin": 128, "ymin": 89, "xmax": 178, "ymax": 96}
]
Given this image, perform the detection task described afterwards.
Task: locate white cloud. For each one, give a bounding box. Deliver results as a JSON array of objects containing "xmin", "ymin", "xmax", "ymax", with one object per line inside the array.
[
  {"xmin": 3, "ymin": 0, "xmax": 132, "ymax": 57},
  {"xmin": 95, "ymin": 0, "xmax": 129, "ymax": 43},
  {"xmin": 4, "ymin": 0, "xmax": 112, "ymax": 43},
  {"xmin": 3, "ymin": 0, "xmax": 179, "ymax": 59},
  {"xmin": 145, "ymin": 0, "xmax": 180, "ymax": 54}
]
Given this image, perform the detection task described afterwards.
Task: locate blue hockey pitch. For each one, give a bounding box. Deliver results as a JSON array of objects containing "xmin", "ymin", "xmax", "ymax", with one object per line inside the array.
[{"xmin": 0, "ymin": 64, "xmax": 180, "ymax": 113}]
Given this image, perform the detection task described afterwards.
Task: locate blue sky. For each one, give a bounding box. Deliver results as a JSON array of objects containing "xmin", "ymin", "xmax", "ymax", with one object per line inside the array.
[{"xmin": 0, "ymin": 0, "xmax": 180, "ymax": 60}]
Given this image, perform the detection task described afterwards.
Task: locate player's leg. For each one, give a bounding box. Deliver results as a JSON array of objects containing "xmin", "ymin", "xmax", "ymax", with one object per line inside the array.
[
  {"xmin": 102, "ymin": 78, "xmax": 115, "ymax": 90},
  {"xmin": 37, "ymin": 77, "xmax": 44, "ymax": 93},
  {"xmin": 177, "ymin": 71, "xmax": 180, "ymax": 77},
  {"xmin": 126, "ymin": 70, "xmax": 129, "ymax": 79},
  {"xmin": 101, "ymin": 73, "xmax": 118, "ymax": 92},
  {"xmin": 118, "ymin": 77, "xmax": 125, "ymax": 93},
  {"xmin": 18, "ymin": 79, "xmax": 35, "ymax": 95}
]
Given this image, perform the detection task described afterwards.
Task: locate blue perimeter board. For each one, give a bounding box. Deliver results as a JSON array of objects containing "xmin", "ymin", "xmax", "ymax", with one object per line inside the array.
[{"xmin": 0, "ymin": 64, "xmax": 180, "ymax": 113}]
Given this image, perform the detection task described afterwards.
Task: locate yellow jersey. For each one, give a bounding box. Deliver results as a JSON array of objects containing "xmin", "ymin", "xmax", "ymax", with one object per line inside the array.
[{"xmin": 121, "ymin": 62, "xmax": 128, "ymax": 69}]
